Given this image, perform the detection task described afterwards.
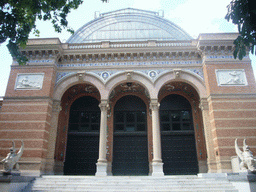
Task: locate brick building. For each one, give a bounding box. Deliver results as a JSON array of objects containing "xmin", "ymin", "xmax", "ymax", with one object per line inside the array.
[{"xmin": 0, "ymin": 8, "xmax": 256, "ymax": 176}]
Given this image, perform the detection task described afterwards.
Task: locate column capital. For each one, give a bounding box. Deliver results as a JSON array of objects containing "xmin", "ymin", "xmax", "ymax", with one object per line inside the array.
[
  {"xmin": 99, "ymin": 100, "xmax": 109, "ymax": 111},
  {"xmin": 150, "ymin": 99, "xmax": 160, "ymax": 111}
]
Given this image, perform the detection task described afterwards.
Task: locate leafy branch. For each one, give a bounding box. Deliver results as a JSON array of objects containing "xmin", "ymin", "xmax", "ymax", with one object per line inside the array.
[
  {"xmin": 225, "ymin": 0, "xmax": 256, "ymax": 60},
  {"xmin": 0, "ymin": 0, "xmax": 107, "ymax": 65}
]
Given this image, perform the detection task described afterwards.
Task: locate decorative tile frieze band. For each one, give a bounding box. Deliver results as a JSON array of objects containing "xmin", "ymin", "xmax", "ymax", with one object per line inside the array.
[
  {"xmin": 14, "ymin": 59, "xmax": 54, "ymax": 64},
  {"xmin": 206, "ymin": 55, "xmax": 249, "ymax": 59},
  {"xmin": 207, "ymin": 55, "xmax": 233, "ymax": 59},
  {"xmin": 55, "ymin": 68, "xmax": 204, "ymax": 84},
  {"xmin": 57, "ymin": 60, "xmax": 202, "ymax": 68}
]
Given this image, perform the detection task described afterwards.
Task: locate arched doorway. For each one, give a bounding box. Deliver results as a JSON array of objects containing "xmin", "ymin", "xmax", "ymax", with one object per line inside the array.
[
  {"xmin": 112, "ymin": 95, "xmax": 149, "ymax": 175},
  {"xmin": 64, "ymin": 96, "xmax": 100, "ymax": 175},
  {"xmin": 160, "ymin": 94, "xmax": 199, "ymax": 175}
]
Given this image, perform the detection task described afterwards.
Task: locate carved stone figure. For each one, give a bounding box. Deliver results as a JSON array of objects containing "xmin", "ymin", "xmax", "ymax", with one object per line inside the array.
[
  {"xmin": 235, "ymin": 139, "xmax": 256, "ymax": 172},
  {"xmin": 227, "ymin": 71, "xmax": 242, "ymax": 84},
  {"xmin": 1, "ymin": 141, "xmax": 24, "ymax": 174}
]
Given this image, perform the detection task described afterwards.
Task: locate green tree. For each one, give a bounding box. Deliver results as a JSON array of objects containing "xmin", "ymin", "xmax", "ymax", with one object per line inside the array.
[
  {"xmin": 0, "ymin": 0, "xmax": 107, "ymax": 65},
  {"xmin": 225, "ymin": 0, "xmax": 256, "ymax": 60}
]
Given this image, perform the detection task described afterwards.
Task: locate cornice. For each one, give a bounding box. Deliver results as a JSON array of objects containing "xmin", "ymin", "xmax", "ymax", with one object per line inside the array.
[
  {"xmin": 11, "ymin": 63, "xmax": 57, "ymax": 69},
  {"xmin": 17, "ymin": 34, "xmax": 249, "ymax": 66}
]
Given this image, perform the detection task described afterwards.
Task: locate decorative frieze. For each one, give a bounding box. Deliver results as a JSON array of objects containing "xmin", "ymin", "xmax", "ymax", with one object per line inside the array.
[
  {"xmin": 15, "ymin": 73, "xmax": 44, "ymax": 90},
  {"xmin": 57, "ymin": 60, "xmax": 202, "ymax": 68},
  {"xmin": 55, "ymin": 68, "xmax": 204, "ymax": 85},
  {"xmin": 55, "ymin": 72, "xmax": 76, "ymax": 84},
  {"xmin": 216, "ymin": 69, "xmax": 247, "ymax": 86},
  {"xmin": 14, "ymin": 59, "xmax": 55, "ymax": 65}
]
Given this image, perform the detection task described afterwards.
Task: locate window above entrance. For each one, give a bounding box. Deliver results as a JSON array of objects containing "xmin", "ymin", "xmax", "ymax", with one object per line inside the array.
[
  {"xmin": 160, "ymin": 110, "xmax": 193, "ymax": 131},
  {"xmin": 114, "ymin": 95, "xmax": 147, "ymax": 133},
  {"xmin": 115, "ymin": 111, "xmax": 147, "ymax": 132},
  {"xmin": 68, "ymin": 96, "xmax": 100, "ymax": 133}
]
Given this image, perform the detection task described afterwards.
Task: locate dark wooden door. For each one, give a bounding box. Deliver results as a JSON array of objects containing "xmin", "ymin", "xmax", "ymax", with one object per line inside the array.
[
  {"xmin": 161, "ymin": 132, "xmax": 198, "ymax": 175},
  {"xmin": 113, "ymin": 133, "xmax": 148, "ymax": 175},
  {"xmin": 160, "ymin": 94, "xmax": 199, "ymax": 175},
  {"xmin": 64, "ymin": 133, "xmax": 99, "ymax": 175},
  {"xmin": 64, "ymin": 96, "xmax": 100, "ymax": 175},
  {"xmin": 112, "ymin": 95, "xmax": 149, "ymax": 175}
]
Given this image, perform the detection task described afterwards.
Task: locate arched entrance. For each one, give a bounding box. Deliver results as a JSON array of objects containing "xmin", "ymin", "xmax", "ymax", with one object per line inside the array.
[
  {"xmin": 160, "ymin": 94, "xmax": 198, "ymax": 175},
  {"xmin": 158, "ymin": 81, "xmax": 207, "ymax": 175},
  {"xmin": 112, "ymin": 95, "xmax": 149, "ymax": 175},
  {"xmin": 64, "ymin": 96, "xmax": 100, "ymax": 175}
]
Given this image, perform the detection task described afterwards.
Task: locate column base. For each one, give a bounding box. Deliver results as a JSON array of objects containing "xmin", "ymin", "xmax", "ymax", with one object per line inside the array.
[
  {"xmin": 151, "ymin": 162, "xmax": 164, "ymax": 176},
  {"xmin": 95, "ymin": 162, "xmax": 108, "ymax": 176}
]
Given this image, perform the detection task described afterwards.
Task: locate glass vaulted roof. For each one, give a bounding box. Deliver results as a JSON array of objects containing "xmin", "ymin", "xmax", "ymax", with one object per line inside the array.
[{"xmin": 67, "ymin": 8, "xmax": 192, "ymax": 43}]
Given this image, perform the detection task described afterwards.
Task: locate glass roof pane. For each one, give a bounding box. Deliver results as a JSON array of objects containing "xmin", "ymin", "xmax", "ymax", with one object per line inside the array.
[{"xmin": 67, "ymin": 8, "xmax": 192, "ymax": 43}]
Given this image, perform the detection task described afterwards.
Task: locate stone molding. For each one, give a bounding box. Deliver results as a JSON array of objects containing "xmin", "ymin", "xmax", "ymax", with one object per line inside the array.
[
  {"xmin": 52, "ymin": 100, "xmax": 62, "ymax": 112},
  {"xmin": 3, "ymin": 96, "xmax": 53, "ymax": 102},
  {"xmin": 207, "ymin": 93, "xmax": 256, "ymax": 100},
  {"xmin": 199, "ymin": 98, "xmax": 209, "ymax": 111}
]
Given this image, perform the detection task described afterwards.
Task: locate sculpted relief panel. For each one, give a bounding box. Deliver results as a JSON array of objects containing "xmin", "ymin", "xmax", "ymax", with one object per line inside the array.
[
  {"xmin": 216, "ymin": 69, "xmax": 247, "ymax": 86},
  {"xmin": 15, "ymin": 73, "xmax": 44, "ymax": 90}
]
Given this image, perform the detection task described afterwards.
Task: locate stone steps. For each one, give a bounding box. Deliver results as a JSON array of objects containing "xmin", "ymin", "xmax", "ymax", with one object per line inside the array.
[{"xmin": 24, "ymin": 175, "xmax": 239, "ymax": 192}]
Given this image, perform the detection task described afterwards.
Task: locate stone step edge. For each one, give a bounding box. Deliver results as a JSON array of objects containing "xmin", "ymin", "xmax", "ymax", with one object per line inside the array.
[{"xmin": 30, "ymin": 189, "xmax": 238, "ymax": 192}]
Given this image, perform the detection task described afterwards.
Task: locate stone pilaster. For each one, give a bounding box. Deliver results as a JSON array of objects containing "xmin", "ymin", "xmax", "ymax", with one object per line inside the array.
[
  {"xmin": 199, "ymin": 98, "xmax": 217, "ymax": 173},
  {"xmin": 96, "ymin": 100, "xmax": 109, "ymax": 176},
  {"xmin": 150, "ymin": 99, "xmax": 164, "ymax": 176},
  {"xmin": 44, "ymin": 100, "xmax": 62, "ymax": 175}
]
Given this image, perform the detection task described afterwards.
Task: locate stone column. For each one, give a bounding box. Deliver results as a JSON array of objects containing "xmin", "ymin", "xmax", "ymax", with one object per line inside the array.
[
  {"xmin": 199, "ymin": 98, "xmax": 217, "ymax": 173},
  {"xmin": 44, "ymin": 100, "xmax": 62, "ymax": 175},
  {"xmin": 150, "ymin": 99, "xmax": 164, "ymax": 176},
  {"xmin": 95, "ymin": 100, "xmax": 109, "ymax": 176}
]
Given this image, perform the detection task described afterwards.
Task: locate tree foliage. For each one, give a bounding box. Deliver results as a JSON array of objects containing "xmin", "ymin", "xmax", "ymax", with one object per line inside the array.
[
  {"xmin": 0, "ymin": 0, "xmax": 107, "ymax": 65},
  {"xmin": 225, "ymin": 0, "xmax": 256, "ymax": 60}
]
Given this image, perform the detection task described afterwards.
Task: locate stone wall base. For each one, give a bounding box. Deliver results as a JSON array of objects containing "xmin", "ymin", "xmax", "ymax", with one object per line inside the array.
[{"xmin": 198, "ymin": 172, "xmax": 256, "ymax": 192}]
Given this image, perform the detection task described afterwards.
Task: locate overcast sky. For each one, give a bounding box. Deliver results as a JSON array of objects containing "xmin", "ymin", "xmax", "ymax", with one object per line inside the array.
[{"xmin": 0, "ymin": 0, "xmax": 255, "ymax": 96}]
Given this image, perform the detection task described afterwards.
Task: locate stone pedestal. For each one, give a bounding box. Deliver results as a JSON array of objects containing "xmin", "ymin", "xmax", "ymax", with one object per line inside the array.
[
  {"xmin": 151, "ymin": 162, "xmax": 164, "ymax": 177},
  {"xmin": 231, "ymin": 156, "xmax": 240, "ymax": 173},
  {"xmin": 95, "ymin": 162, "xmax": 108, "ymax": 176}
]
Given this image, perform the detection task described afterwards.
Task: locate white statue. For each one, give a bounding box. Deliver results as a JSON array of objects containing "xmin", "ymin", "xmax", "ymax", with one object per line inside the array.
[
  {"xmin": 1, "ymin": 141, "xmax": 24, "ymax": 173},
  {"xmin": 235, "ymin": 139, "xmax": 256, "ymax": 172}
]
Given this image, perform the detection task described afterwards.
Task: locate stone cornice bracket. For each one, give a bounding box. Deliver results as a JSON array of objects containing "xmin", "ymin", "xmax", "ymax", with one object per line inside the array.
[
  {"xmin": 199, "ymin": 98, "xmax": 209, "ymax": 111},
  {"xmin": 77, "ymin": 71, "xmax": 85, "ymax": 81},
  {"xmin": 173, "ymin": 69, "xmax": 181, "ymax": 79},
  {"xmin": 125, "ymin": 70, "xmax": 134, "ymax": 80}
]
